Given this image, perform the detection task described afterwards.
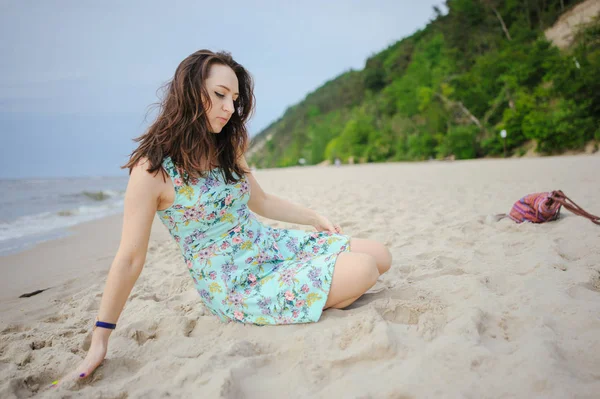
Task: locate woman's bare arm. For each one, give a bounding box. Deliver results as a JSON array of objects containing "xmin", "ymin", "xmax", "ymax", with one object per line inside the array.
[
  {"xmin": 96, "ymin": 160, "xmax": 162, "ymax": 326},
  {"xmin": 57, "ymin": 159, "xmax": 162, "ymax": 386},
  {"xmin": 239, "ymin": 156, "xmax": 338, "ymax": 232}
]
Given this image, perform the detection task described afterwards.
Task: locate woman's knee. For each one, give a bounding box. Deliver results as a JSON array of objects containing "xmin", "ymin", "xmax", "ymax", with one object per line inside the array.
[
  {"xmin": 380, "ymin": 246, "xmax": 392, "ymax": 274},
  {"xmin": 336, "ymin": 252, "xmax": 379, "ymax": 286},
  {"xmin": 354, "ymin": 253, "xmax": 380, "ymax": 286},
  {"xmin": 350, "ymin": 238, "xmax": 392, "ymax": 275},
  {"xmin": 325, "ymin": 253, "xmax": 379, "ymax": 308}
]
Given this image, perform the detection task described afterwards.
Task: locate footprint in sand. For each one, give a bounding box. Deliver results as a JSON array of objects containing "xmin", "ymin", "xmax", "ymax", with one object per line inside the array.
[
  {"xmin": 553, "ymin": 237, "xmax": 583, "ymax": 262},
  {"xmin": 556, "ymin": 250, "xmax": 580, "ymax": 262},
  {"xmin": 447, "ymin": 235, "xmax": 475, "ymax": 248},
  {"xmin": 416, "ymin": 251, "xmax": 443, "ymax": 260},
  {"xmin": 16, "ymin": 370, "xmax": 56, "ymax": 397},
  {"xmin": 1, "ymin": 324, "xmax": 27, "ymax": 334},
  {"xmin": 589, "ymin": 270, "xmax": 600, "ymax": 291},
  {"xmin": 372, "ymin": 295, "xmax": 441, "ymax": 326},
  {"xmin": 136, "ymin": 293, "xmax": 162, "ymax": 302},
  {"xmin": 381, "ymin": 305, "xmax": 421, "ymax": 325},
  {"xmin": 132, "ymin": 329, "xmax": 156, "ymax": 346},
  {"xmin": 503, "ymin": 240, "xmax": 529, "ymax": 256},
  {"xmin": 182, "ymin": 318, "xmax": 198, "ymax": 337},
  {"xmin": 479, "ymin": 274, "xmax": 512, "ymax": 296},
  {"xmin": 407, "ymin": 268, "xmax": 466, "ymax": 282},
  {"xmin": 415, "ymin": 252, "xmax": 460, "ymax": 268},
  {"xmin": 388, "ymin": 286, "xmax": 419, "ymax": 301},
  {"xmin": 498, "ymin": 315, "xmax": 512, "ymax": 342},
  {"xmin": 43, "ymin": 314, "xmax": 69, "ymax": 324},
  {"xmin": 224, "ymin": 340, "xmax": 267, "ymax": 357},
  {"xmin": 29, "ymin": 340, "xmax": 51, "ymax": 350},
  {"xmin": 567, "ymin": 284, "xmax": 599, "ymax": 301},
  {"xmin": 567, "ymin": 270, "xmax": 600, "ymax": 300}
]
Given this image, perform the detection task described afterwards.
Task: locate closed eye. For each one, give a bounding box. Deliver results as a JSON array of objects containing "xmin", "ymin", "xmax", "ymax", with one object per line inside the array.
[{"xmin": 215, "ymin": 92, "xmax": 225, "ymax": 98}]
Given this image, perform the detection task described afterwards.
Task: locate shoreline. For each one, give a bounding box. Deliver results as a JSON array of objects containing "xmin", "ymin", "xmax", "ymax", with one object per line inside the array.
[
  {"xmin": 0, "ymin": 213, "xmax": 174, "ymax": 327},
  {"xmin": 0, "ymin": 214, "xmax": 125, "ymax": 320}
]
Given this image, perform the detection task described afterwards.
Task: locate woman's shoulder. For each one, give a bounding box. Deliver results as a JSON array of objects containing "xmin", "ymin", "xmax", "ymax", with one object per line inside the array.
[
  {"xmin": 128, "ymin": 157, "xmax": 170, "ymax": 192},
  {"xmin": 130, "ymin": 156, "xmax": 158, "ymax": 174}
]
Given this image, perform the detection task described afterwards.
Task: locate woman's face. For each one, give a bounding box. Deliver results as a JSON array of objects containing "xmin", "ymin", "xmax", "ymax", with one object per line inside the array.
[{"xmin": 204, "ymin": 63, "xmax": 239, "ymax": 133}]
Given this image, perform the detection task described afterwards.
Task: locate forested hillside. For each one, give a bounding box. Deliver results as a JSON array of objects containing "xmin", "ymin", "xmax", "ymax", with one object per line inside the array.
[{"xmin": 248, "ymin": 0, "xmax": 600, "ymax": 167}]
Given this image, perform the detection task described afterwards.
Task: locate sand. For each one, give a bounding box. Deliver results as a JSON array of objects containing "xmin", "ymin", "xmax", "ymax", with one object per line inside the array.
[
  {"xmin": 1, "ymin": 154, "xmax": 599, "ymax": 398},
  {"xmin": 544, "ymin": 0, "xmax": 600, "ymax": 49}
]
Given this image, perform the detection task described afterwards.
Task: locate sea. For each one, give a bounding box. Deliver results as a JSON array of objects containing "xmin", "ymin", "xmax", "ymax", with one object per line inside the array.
[{"xmin": 0, "ymin": 176, "xmax": 129, "ymax": 256}]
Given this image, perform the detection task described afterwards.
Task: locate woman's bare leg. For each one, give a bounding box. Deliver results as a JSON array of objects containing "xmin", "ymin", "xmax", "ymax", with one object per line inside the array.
[
  {"xmin": 324, "ymin": 252, "xmax": 379, "ymax": 309},
  {"xmin": 331, "ymin": 295, "xmax": 360, "ymax": 309},
  {"xmin": 349, "ymin": 238, "xmax": 392, "ymax": 275},
  {"xmin": 323, "ymin": 239, "xmax": 392, "ymax": 310}
]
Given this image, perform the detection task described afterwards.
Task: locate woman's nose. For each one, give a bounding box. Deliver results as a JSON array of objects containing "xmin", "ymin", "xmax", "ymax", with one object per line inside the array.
[{"xmin": 223, "ymin": 98, "xmax": 234, "ymax": 114}]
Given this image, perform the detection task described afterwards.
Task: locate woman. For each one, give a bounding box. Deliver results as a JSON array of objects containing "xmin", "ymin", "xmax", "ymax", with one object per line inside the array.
[{"xmin": 61, "ymin": 49, "xmax": 392, "ymax": 383}]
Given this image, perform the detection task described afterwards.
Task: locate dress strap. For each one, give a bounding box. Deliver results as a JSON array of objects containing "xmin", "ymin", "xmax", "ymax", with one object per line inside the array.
[{"xmin": 162, "ymin": 156, "xmax": 184, "ymax": 183}]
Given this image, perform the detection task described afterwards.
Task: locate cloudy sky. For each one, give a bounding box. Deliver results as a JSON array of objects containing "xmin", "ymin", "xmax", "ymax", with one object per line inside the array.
[{"xmin": 0, "ymin": 0, "xmax": 443, "ymax": 178}]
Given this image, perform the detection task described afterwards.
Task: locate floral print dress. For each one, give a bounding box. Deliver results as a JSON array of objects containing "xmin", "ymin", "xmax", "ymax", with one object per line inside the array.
[{"xmin": 157, "ymin": 157, "xmax": 350, "ymax": 325}]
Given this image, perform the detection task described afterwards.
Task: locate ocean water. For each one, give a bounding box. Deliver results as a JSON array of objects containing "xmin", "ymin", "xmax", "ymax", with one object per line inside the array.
[{"xmin": 0, "ymin": 176, "xmax": 129, "ymax": 256}]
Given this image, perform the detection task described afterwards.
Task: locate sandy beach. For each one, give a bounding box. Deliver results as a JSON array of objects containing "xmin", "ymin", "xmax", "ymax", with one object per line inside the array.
[{"xmin": 1, "ymin": 154, "xmax": 599, "ymax": 398}]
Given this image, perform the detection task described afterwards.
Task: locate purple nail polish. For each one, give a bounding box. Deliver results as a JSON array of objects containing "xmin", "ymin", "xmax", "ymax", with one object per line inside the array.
[{"xmin": 79, "ymin": 373, "xmax": 86, "ymax": 378}]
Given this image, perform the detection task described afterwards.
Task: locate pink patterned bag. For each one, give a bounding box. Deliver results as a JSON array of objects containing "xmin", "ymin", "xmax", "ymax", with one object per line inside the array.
[{"xmin": 507, "ymin": 190, "xmax": 599, "ymax": 225}]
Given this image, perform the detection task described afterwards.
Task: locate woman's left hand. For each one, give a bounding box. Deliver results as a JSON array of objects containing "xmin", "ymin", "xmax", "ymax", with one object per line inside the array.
[{"xmin": 312, "ymin": 214, "xmax": 343, "ymax": 234}]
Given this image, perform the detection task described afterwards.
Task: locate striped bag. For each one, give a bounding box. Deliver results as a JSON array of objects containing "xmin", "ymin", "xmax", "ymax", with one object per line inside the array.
[{"xmin": 507, "ymin": 190, "xmax": 600, "ymax": 225}]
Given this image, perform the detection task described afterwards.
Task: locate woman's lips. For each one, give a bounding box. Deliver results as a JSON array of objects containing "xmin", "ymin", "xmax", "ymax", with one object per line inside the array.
[{"xmin": 217, "ymin": 117, "xmax": 228, "ymax": 123}]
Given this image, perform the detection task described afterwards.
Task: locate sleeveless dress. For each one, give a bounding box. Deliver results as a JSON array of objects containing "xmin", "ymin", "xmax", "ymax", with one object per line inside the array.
[{"xmin": 156, "ymin": 157, "xmax": 351, "ymax": 325}]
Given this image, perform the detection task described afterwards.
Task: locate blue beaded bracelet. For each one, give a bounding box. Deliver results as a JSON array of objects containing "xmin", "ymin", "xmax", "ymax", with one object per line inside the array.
[{"xmin": 94, "ymin": 317, "xmax": 116, "ymax": 330}]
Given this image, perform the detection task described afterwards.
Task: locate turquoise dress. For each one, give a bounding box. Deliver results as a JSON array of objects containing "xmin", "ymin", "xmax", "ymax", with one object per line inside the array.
[{"xmin": 156, "ymin": 157, "xmax": 350, "ymax": 325}]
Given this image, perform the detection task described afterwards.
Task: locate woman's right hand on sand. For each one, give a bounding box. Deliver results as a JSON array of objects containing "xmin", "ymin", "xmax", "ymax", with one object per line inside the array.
[{"xmin": 54, "ymin": 328, "xmax": 110, "ymax": 388}]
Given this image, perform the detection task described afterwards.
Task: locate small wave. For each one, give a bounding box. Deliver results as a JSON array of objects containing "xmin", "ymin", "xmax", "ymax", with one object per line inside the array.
[
  {"xmin": 0, "ymin": 200, "xmax": 124, "ymax": 242},
  {"xmin": 56, "ymin": 203, "xmax": 123, "ymax": 217},
  {"xmin": 61, "ymin": 190, "xmax": 123, "ymax": 202},
  {"xmin": 82, "ymin": 190, "xmax": 119, "ymax": 201}
]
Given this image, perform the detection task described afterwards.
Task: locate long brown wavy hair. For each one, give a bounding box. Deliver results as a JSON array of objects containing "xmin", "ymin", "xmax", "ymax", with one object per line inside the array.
[{"xmin": 123, "ymin": 49, "xmax": 254, "ymax": 183}]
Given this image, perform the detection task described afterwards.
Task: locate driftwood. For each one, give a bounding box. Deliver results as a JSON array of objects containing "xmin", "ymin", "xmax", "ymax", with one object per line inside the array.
[{"xmin": 19, "ymin": 288, "xmax": 49, "ymax": 298}]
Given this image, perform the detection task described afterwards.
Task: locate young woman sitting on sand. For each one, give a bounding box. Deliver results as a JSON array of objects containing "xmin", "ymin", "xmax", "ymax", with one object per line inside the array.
[{"xmin": 62, "ymin": 49, "xmax": 392, "ymax": 383}]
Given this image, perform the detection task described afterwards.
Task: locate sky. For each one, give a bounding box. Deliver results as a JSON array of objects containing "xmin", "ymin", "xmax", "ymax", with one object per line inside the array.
[{"xmin": 0, "ymin": 0, "xmax": 444, "ymax": 179}]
